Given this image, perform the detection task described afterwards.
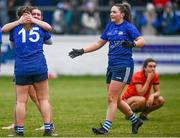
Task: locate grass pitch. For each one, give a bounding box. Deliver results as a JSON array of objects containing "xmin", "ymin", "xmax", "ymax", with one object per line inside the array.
[{"xmin": 0, "ymin": 74, "xmax": 180, "ymax": 137}]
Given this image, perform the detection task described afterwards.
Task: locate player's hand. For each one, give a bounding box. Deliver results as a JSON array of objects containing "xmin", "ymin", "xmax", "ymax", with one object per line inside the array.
[
  {"xmin": 20, "ymin": 13, "xmax": 31, "ymax": 24},
  {"xmin": 69, "ymin": 48, "xmax": 84, "ymax": 58},
  {"xmin": 146, "ymin": 95, "xmax": 154, "ymax": 108},
  {"xmin": 147, "ymin": 71, "xmax": 155, "ymax": 82},
  {"xmin": 122, "ymin": 41, "xmax": 136, "ymax": 48},
  {"xmin": 153, "ymin": 92, "xmax": 159, "ymax": 98}
]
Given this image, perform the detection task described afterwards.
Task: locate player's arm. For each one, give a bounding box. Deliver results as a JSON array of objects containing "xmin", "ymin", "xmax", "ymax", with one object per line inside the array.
[
  {"xmin": 153, "ymin": 84, "xmax": 160, "ymax": 98},
  {"xmin": 69, "ymin": 39, "xmax": 107, "ymax": 58},
  {"xmin": 146, "ymin": 83, "xmax": 159, "ymax": 107},
  {"xmin": 1, "ymin": 15, "xmax": 27, "ymax": 33},
  {"xmin": 2, "ymin": 21, "xmax": 21, "ymax": 33},
  {"xmin": 135, "ymin": 72, "xmax": 154, "ymax": 96},
  {"xmin": 135, "ymin": 83, "xmax": 149, "ymax": 96},
  {"xmin": 30, "ymin": 14, "xmax": 52, "ymax": 31},
  {"xmin": 122, "ymin": 36, "xmax": 145, "ymax": 48},
  {"xmin": 134, "ymin": 36, "xmax": 145, "ymax": 48}
]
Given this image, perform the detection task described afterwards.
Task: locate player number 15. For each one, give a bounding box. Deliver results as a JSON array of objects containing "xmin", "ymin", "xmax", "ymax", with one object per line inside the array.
[{"xmin": 18, "ymin": 27, "xmax": 40, "ymax": 43}]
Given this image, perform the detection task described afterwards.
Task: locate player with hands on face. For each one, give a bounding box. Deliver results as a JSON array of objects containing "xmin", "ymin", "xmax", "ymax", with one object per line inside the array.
[
  {"xmin": 1, "ymin": 6, "xmax": 55, "ymax": 133},
  {"xmin": 2, "ymin": 6, "xmax": 54, "ymax": 136},
  {"xmin": 121, "ymin": 58, "xmax": 165, "ymax": 121}
]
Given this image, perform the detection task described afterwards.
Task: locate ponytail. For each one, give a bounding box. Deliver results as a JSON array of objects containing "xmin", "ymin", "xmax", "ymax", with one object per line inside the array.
[
  {"xmin": 114, "ymin": 2, "xmax": 132, "ymax": 22},
  {"xmin": 122, "ymin": 2, "xmax": 132, "ymax": 22}
]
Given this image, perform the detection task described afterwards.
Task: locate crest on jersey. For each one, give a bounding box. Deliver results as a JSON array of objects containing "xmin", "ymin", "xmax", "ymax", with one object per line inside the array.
[{"xmin": 118, "ymin": 31, "xmax": 123, "ymax": 35}]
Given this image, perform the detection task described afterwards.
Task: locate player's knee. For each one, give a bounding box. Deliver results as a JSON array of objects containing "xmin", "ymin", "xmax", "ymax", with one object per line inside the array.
[
  {"xmin": 139, "ymin": 97, "xmax": 146, "ymax": 105},
  {"xmin": 131, "ymin": 97, "xmax": 146, "ymax": 111},
  {"xmin": 16, "ymin": 100, "xmax": 26, "ymax": 107},
  {"xmin": 108, "ymin": 95, "xmax": 118, "ymax": 103},
  {"xmin": 158, "ymin": 96, "xmax": 165, "ymax": 106},
  {"xmin": 16, "ymin": 97, "xmax": 28, "ymax": 103},
  {"xmin": 134, "ymin": 97, "xmax": 146, "ymax": 107}
]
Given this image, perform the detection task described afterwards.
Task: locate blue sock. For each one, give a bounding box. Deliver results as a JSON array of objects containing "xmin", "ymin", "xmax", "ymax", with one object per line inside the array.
[
  {"xmin": 15, "ymin": 125, "xmax": 24, "ymax": 133},
  {"xmin": 102, "ymin": 120, "xmax": 112, "ymax": 132},
  {"xmin": 128, "ymin": 113, "xmax": 138, "ymax": 124},
  {"xmin": 44, "ymin": 123, "xmax": 51, "ymax": 131}
]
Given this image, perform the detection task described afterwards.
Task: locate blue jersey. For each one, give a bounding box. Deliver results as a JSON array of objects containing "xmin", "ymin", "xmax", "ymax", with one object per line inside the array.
[
  {"xmin": 0, "ymin": 26, "xmax": 2, "ymax": 44},
  {"xmin": 10, "ymin": 24, "xmax": 51, "ymax": 75},
  {"xmin": 101, "ymin": 20, "xmax": 141, "ymax": 68}
]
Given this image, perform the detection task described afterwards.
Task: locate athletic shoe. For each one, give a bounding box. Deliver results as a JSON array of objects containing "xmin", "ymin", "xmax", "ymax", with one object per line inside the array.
[
  {"xmin": 132, "ymin": 118, "xmax": 143, "ymax": 134},
  {"xmin": 2, "ymin": 124, "xmax": 14, "ymax": 130},
  {"xmin": 43, "ymin": 129, "xmax": 58, "ymax": 137},
  {"xmin": 43, "ymin": 129, "xmax": 53, "ymax": 136},
  {"xmin": 139, "ymin": 113, "xmax": 149, "ymax": 121},
  {"xmin": 92, "ymin": 123, "xmax": 108, "ymax": 135}
]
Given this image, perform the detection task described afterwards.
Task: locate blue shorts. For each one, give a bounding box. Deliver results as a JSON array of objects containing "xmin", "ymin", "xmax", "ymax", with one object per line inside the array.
[
  {"xmin": 15, "ymin": 72, "xmax": 48, "ymax": 85},
  {"xmin": 106, "ymin": 67, "xmax": 133, "ymax": 84}
]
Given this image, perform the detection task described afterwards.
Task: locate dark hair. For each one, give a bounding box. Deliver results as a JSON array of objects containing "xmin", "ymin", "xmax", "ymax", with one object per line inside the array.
[
  {"xmin": 32, "ymin": 6, "xmax": 43, "ymax": 17},
  {"xmin": 114, "ymin": 2, "xmax": 132, "ymax": 22},
  {"xmin": 16, "ymin": 6, "xmax": 33, "ymax": 31},
  {"xmin": 143, "ymin": 58, "xmax": 156, "ymax": 69},
  {"xmin": 16, "ymin": 6, "xmax": 33, "ymax": 18}
]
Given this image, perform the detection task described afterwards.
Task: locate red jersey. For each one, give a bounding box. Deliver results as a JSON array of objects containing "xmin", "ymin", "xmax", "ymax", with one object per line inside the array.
[{"xmin": 122, "ymin": 70, "xmax": 159, "ymax": 100}]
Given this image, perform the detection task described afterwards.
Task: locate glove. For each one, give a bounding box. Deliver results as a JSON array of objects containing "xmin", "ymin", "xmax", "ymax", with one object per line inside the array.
[
  {"xmin": 69, "ymin": 48, "xmax": 84, "ymax": 58},
  {"xmin": 122, "ymin": 41, "xmax": 136, "ymax": 48}
]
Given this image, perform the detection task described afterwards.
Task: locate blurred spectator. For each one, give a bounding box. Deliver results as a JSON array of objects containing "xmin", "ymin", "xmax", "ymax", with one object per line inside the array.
[
  {"xmin": 52, "ymin": 2, "xmax": 66, "ymax": 34},
  {"xmin": 80, "ymin": 1, "xmax": 101, "ymax": 34},
  {"xmin": 52, "ymin": 1, "xmax": 73, "ymax": 34},
  {"xmin": 0, "ymin": 0, "xmax": 9, "ymax": 26},
  {"xmin": 152, "ymin": 0, "xmax": 169, "ymax": 8},
  {"xmin": 7, "ymin": 0, "xmax": 30, "ymax": 22},
  {"xmin": 68, "ymin": 0, "xmax": 81, "ymax": 34},
  {"xmin": 153, "ymin": 2, "xmax": 180, "ymax": 35},
  {"xmin": 124, "ymin": 0, "xmax": 149, "ymax": 32},
  {"xmin": 142, "ymin": 3, "xmax": 157, "ymax": 35},
  {"xmin": 171, "ymin": 0, "xmax": 180, "ymax": 7},
  {"xmin": 98, "ymin": 0, "xmax": 112, "ymax": 29},
  {"xmin": 171, "ymin": 0, "xmax": 180, "ymax": 19}
]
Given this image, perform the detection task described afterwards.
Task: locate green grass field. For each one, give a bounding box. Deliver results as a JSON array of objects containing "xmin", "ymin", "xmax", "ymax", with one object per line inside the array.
[{"xmin": 0, "ymin": 74, "xmax": 180, "ymax": 137}]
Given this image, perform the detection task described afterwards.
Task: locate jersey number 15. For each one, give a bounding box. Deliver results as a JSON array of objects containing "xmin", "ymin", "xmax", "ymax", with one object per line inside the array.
[{"xmin": 18, "ymin": 27, "xmax": 40, "ymax": 43}]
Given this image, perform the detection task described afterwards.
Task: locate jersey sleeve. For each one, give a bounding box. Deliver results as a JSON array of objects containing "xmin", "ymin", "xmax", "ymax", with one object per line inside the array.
[
  {"xmin": 127, "ymin": 24, "xmax": 141, "ymax": 40},
  {"xmin": 132, "ymin": 72, "xmax": 143, "ymax": 84},
  {"xmin": 153, "ymin": 73, "xmax": 159, "ymax": 85},
  {"xmin": 43, "ymin": 31, "xmax": 51, "ymax": 41},
  {"xmin": 100, "ymin": 23, "xmax": 110, "ymax": 41}
]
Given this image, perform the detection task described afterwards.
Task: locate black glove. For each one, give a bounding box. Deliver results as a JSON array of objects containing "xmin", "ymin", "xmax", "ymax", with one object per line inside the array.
[
  {"xmin": 122, "ymin": 41, "xmax": 136, "ymax": 48},
  {"xmin": 69, "ymin": 48, "xmax": 84, "ymax": 58}
]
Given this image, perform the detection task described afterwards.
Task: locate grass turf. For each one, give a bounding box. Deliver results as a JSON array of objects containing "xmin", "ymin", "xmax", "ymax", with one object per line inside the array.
[{"xmin": 0, "ymin": 74, "xmax": 180, "ymax": 137}]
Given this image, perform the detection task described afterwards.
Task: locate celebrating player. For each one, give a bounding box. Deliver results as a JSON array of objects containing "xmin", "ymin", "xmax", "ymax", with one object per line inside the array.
[
  {"xmin": 3, "ymin": 6, "xmax": 54, "ymax": 136},
  {"xmin": 1, "ymin": 6, "xmax": 55, "ymax": 132}
]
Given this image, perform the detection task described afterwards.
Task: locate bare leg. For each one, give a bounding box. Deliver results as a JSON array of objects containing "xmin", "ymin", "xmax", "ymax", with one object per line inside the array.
[
  {"xmin": 121, "ymin": 96, "xmax": 146, "ymax": 113},
  {"xmin": 142, "ymin": 96, "xmax": 165, "ymax": 115},
  {"xmin": 106, "ymin": 80, "xmax": 126, "ymax": 121},
  {"xmin": 29, "ymin": 85, "xmax": 41, "ymax": 111},
  {"xmin": 33, "ymin": 80, "xmax": 51, "ymax": 124},
  {"xmin": 15, "ymin": 85, "xmax": 29, "ymax": 126}
]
